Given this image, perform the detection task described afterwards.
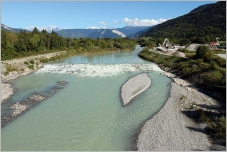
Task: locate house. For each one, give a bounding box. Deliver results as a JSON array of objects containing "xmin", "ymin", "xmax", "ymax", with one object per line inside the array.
[{"xmin": 209, "ymin": 42, "xmax": 220, "ymax": 47}]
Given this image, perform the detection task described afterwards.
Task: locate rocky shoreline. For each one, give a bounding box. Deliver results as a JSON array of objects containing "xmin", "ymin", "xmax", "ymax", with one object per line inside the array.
[
  {"xmin": 136, "ymin": 71, "xmax": 225, "ymax": 151},
  {"xmin": 1, "ymin": 51, "xmax": 66, "ymax": 103},
  {"xmin": 1, "ymin": 81, "xmax": 68, "ymax": 128},
  {"xmin": 1, "ymin": 52, "xmax": 68, "ymax": 128}
]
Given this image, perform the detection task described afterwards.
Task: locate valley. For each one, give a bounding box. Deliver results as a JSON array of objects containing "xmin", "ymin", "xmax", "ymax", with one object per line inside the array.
[{"xmin": 1, "ymin": 1, "xmax": 226, "ymax": 151}]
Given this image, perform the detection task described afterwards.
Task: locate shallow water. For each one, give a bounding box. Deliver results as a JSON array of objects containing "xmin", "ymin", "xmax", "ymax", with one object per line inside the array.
[{"xmin": 1, "ymin": 46, "xmax": 171, "ymax": 151}]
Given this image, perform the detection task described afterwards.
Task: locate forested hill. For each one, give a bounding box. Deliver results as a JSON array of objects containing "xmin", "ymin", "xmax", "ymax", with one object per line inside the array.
[{"xmin": 139, "ymin": 1, "xmax": 226, "ymax": 40}]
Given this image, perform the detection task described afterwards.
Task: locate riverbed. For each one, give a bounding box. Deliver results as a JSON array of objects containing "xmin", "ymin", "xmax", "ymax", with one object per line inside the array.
[{"xmin": 1, "ymin": 46, "xmax": 171, "ymax": 151}]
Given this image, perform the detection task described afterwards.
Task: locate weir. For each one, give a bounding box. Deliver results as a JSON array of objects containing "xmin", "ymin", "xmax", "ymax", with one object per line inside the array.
[{"xmin": 35, "ymin": 63, "xmax": 163, "ymax": 77}]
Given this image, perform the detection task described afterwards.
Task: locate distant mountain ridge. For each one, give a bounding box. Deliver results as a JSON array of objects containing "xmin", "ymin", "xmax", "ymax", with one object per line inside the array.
[
  {"xmin": 1, "ymin": 24, "xmax": 30, "ymax": 33},
  {"xmin": 56, "ymin": 26, "xmax": 150, "ymax": 38},
  {"xmin": 1, "ymin": 23, "xmax": 150, "ymax": 38},
  {"xmin": 139, "ymin": 1, "xmax": 226, "ymax": 39}
]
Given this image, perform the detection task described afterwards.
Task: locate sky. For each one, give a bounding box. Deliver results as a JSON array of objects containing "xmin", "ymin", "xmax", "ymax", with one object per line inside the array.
[{"xmin": 1, "ymin": 1, "xmax": 217, "ymax": 32}]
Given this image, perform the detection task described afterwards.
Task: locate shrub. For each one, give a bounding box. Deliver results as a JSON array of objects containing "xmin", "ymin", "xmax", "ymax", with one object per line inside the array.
[
  {"xmin": 40, "ymin": 58, "xmax": 49, "ymax": 63},
  {"xmin": 5, "ymin": 64, "xmax": 17, "ymax": 72},
  {"xmin": 29, "ymin": 59, "xmax": 35, "ymax": 64},
  {"xmin": 24, "ymin": 61, "xmax": 29, "ymax": 65},
  {"xmin": 28, "ymin": 64, "xmax": 34, "ymax": 69},
  {"xmin": 196, "ymin": 45, "xmax": 213, "ymax": 61},
  {"xmin": 207, "ymin": 115, "xmax": 226, "ymax": 140},
  {"xmin": 213, "ymin": 56, "xmax": 226, "ymax": 68},
  {"xmin": 4, "ymin": 64, "xmax": 17, "ymax": 75}
]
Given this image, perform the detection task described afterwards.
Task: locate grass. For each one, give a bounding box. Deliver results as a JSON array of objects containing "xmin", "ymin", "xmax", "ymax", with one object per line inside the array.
[
  {"xmin": 199, "ymin": 111, "xmax": 226, "ymax": 143},
  {"xmin": 4, "ymin": 64, "xmax": 18, "ymax": 76},
  {"xmin": 138, "ymin": 48, "xmax": 226, "ymax": 102},
  {"xmin": 213, "ymin": 49, "xmax": 226, "ymax": 54}
]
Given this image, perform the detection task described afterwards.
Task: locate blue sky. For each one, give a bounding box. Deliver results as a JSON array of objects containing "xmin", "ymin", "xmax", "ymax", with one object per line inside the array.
[{"xmin": 2, "ymin": 1, "xmax": 216, "ymax": 31}]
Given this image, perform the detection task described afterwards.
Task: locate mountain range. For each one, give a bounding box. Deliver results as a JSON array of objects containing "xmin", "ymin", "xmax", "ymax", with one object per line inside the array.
[
  {"xmin": 1, "ymin": 24, "xmax": 150, "ymax": 39},
  {"xmin": 1, "ymin": 24, "xmax": 30, "ymax": 33},
  {"xmin": 1, "ymin": 1, "xmax": 225, "ymax": 40},
  {"xmin": 56, "ymin": 26, "xmax": 150, "ymax": 38}
]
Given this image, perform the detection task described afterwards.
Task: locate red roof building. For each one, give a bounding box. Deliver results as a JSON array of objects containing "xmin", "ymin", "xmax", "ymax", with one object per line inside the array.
[{"xmin": 209, "ymin": 42, "xmax": 220, "ymax": 46}]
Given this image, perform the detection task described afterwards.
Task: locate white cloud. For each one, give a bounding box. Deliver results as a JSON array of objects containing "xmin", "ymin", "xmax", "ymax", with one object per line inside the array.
[
  {"xmin": 113, "ymin": 20, "xmax": 118, "ymax": 24},
  {"xmin": 25, "ymin": 25, "xmax": 62, "ymax": 32},
  {"xmin": 121, "ymin": 18, "xmax": 169, "ymax": 26},
  {"xmin": 99, "ymin": 21, "xmax": 106, "ymax": 26},
  {"xmin": 86, "ymin": 26, "xmax": 100, "ymax": 29}
]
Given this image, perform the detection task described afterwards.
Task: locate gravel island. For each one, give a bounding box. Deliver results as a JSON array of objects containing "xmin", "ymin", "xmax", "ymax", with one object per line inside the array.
[{"xmin": 121, "ymin": 73, "xmax": 151, "ymax": 106}]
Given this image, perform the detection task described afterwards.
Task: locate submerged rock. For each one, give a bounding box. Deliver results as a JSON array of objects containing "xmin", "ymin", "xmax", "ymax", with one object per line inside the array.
[{"xmin": 1, "ymin": 80, "xmax": 68, "ymax": 128}]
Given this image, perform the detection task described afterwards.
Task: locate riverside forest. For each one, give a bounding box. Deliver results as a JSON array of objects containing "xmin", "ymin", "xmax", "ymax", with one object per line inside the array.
[{"xmin": 1, "ymin": 28, "xmax": 136, "ymax": 61}]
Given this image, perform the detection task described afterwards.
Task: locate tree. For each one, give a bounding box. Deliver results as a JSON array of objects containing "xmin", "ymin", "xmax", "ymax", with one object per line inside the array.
[
  {"xmin": 197, "ymin": 37, "xmax": 207, "ymax": 44},
  {"xmin": 30, "ymin": 34, "xmax": 40, "ymax": 51},
  {"xmin": 6, "ymin": 32, "xmax": 18, "ymax": 45},
  {"xmin": 179, "ymin": 38, "xmax": 191, "ymax": 46},
  {"xmin": 16, "ymin": 38, "xmax": 27, "ymax": 52},
  {"xmin": 32, "ymin": 27, "xmax": 39, "ymax": 34}
]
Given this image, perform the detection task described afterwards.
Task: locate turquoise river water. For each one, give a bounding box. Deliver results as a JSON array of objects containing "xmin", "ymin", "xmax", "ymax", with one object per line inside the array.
[{"xmin": 1, "ymin": 45, "xmax": 171, "ymax": 151}]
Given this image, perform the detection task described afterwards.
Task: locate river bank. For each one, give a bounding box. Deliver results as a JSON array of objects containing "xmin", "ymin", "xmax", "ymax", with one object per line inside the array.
[
  {"xmin": 1, "ymin": 51, "xmax": 67, "ymax": 103},
  {"xmin": 137, "ymin": 70, "xmax": 226, "ymax": 151}
]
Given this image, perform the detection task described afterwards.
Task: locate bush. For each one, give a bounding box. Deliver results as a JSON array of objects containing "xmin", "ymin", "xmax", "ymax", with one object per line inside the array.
[
  {"xmin": 5, "ymin": 64, "xmax": 17, "ymax": 72},
  {"xmin": 4, "ymin": 64, "xmax": 17, "ymax": 75},
  {"xmin": 39, "ymin": 58, "xmax": 49, "ymax": 63},
  {"xmin": 213, "ymin": 56, "xmax": 226, "ymax": 68},
  {"xmin": 207, "ymin": 115, "xmax": 226, "ymax": 140},
  {"xmin": 24, "ymin": 61, "xmax": 29, "ymax": 65},
  {"xmin": 29, "ymin": 59, "xmax": 35, "ymax": 64},
  {"xmin": 28, "ymin": 64, "xmax": 34, "ymax": 69},
  {"xmin": 196, "ymin": 45, "xmax": 213, "ymax": 61}
]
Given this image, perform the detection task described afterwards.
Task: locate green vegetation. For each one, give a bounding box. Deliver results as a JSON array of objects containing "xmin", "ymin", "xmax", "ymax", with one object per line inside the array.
[
  {"xmin": 29, "ymin": 59, "xmax": 35, "ymax": 64},
  {"xmin": 207, "ymin": 115, "xmax": 226, "ymax": 141},
  {"xmin": 178, "ymin": 48, "xmax": 193, "ymax": 53},
  {"xmin": 4, "ymin": 64, "xmax": 17, "ymax": 75},
  {"xmin": 139, "ymin": 2, "xmax": 226, "ymax": 44},
  {"xmin": 24, "ymin": 61, "xmax": 29, "ymax": 65},
  {"xmin": 28, "ymin": 64, "xmax": 34, "ymax": 70},
  {"xmin": 199, "ymin": 111, "xmax": 226, "ymax": 143},
  {"xmin": 139, "ymin": 47, "xmax": 226, "ymax": 144},
  {"xmin": 1, "ymin": 28, "xmax": 136, "ymax": 61},
  {"xmin": 213, "ymin": 49, "xmax": 226, "ymax": 54},
  {"xmin": 138, "ymin": 48, "xmax": 226, "ymax": 101},
  {"xmin": 196, "ymin": 45, "xmax": 214, "ymax": 61}
]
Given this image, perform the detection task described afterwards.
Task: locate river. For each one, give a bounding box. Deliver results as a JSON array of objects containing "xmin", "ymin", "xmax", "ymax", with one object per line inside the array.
[{"xmin": 1, "ymin": 45, "xmax": 171, "ymax": 151}]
